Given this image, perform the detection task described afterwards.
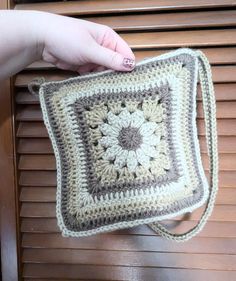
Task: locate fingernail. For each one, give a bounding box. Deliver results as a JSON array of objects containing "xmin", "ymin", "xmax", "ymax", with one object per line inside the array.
[{"xmin": 123, "ymin": 58, "xmax": 135, "ymax": 69}]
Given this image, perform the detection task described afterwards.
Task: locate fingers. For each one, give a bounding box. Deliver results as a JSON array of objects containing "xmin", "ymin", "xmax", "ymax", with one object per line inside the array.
[
  {"xmin": 77, "ymin": 63, "xmax": 97, "ymax": 74},
  {"xmin": 86, "ymin": 27, "xmax": 136, "ymax": 72},
  {"xmin": 92, "ymin": 65, "xmax": 107, "ymax": 73},
  {"xmin": 58, "ymin": 46, "xmax": 135, "ymax": 73},
  {"xmin": 88, "ymin": 23, "xmax": 135, "ymax": 62},
  {"xmin": 55, "ymin": 61, "xmax": 79, "ymax": 71},
  {"xmin": 110, "ymin": 29, "xmax": 135, "ymax": 61},
  {"xmin": 88, "ymin": 42, "xmax": 135, "ymax": 72},
  {"xmin": 56, "ymin": 60, "xmax": 107, "ymax": 75},
  {"xmin": 47, "ymin": 22, "xmax": 136, "ymax": 73},
  {"xmin": 77, "ymin": 63, "xmax": 107, "ymax": 75}
]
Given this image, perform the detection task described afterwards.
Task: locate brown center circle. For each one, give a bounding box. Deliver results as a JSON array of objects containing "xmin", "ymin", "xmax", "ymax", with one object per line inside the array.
[{"xmin": 118, "ymin": 126, "xmax": 143, "ymax": 151}]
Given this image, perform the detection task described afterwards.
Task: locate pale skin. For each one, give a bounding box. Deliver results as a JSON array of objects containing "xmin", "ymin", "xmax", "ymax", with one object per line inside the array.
[{"xmin": 0, "ymin": 10, "xmax": 136, "ymax": 81}]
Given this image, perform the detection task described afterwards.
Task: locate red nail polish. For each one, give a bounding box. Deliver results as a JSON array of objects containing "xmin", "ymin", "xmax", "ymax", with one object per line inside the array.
[{"xmin": 123, "ymin": 58, "xmax": 135, "ymax": 69}]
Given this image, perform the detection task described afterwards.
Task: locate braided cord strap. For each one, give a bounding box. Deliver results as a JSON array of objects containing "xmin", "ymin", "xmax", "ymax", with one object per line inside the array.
[{"xmin": 149, "ymin": 50, "xmax": 219, "ymax": 242}]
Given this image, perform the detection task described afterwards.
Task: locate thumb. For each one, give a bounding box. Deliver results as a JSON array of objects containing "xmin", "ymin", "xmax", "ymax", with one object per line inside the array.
[{"xmin": 89, "ymin": 43, "xmax": 135, "ymax": 71}]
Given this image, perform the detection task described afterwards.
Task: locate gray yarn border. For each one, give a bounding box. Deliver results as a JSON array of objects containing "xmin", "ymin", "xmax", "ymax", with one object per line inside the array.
[
  {"xmin": 42, "ymin": 53, "xmax": 205, "ymax": 232},
  {"xmin": 73, "ymin": 83, "xmax": 180, "ymax": 198}
]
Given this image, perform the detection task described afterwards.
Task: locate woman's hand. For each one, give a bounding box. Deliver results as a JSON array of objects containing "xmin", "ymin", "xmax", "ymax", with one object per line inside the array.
[
  {"xmin": 0, "ymin": 10, "xmax": 135, "ymax": 81},
  {"xmin": 38, "ymin": 13, "xmax": 136, "ymax": 74}
]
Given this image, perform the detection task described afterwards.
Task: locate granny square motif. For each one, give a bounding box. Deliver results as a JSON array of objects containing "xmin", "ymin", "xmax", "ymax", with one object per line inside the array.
[{"xmin": 34, "ymin": 48, "xmax": 218, "ymax": 241}]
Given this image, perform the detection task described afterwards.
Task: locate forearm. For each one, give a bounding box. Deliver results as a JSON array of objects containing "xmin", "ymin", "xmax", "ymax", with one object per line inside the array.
[{"xmin": 0, "ymin": 10, "xmax": 44, "ymax": 80}]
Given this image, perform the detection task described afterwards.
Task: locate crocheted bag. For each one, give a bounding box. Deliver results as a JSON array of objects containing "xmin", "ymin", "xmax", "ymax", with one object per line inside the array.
[{"xmin": 28, "ymin": 48, "xmax": 218, "ymax": 242}]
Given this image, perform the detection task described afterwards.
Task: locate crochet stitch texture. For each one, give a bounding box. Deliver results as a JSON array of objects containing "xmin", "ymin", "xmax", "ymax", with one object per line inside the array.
[{"xmin": 34, "ymin": 48, "xmax": 218, "ymax": 241}]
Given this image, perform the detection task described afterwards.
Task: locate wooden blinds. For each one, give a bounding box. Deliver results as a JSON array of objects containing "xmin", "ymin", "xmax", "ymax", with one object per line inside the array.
[{"xmin": 5, "ymin": 0, "xmax": 236, "ymax": 280}]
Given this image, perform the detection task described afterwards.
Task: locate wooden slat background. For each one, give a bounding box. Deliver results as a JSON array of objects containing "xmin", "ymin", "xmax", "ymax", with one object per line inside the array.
[{"xmin": 12, "ymin": 0, "xmax": 236, "ymax": 280}]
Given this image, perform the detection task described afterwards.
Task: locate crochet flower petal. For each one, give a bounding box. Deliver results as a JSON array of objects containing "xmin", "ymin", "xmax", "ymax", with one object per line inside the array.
[
  {"xmin": 130, "ymin": 110, "xmax": 145, "ymax": 128},
  {"xmin": 114, "ymin": 149, "xmax": 129, "ymax": 169},
  {"xmin": 127, "ymin": 150, "xmax": 138, "ymax": 172},
  {"xmin": 143, "ymin": 134, "xmax": 161, "ymax": 146},
  {"xmin": 118, "ymin": 108, "xmax": 131, "ymax": 128},
  {"xmin": 136, "ymin": 148, "xmax": 150, "ymax": 168},
  {"xmin": 103, "ymin": 145, "xmax": 122, "ymax": 160},
  {"xmin": 139, "ymin": 122, "xmax": 158, "ymax": 136},
  {"xmin": 107, "ymin": 111, "xmax": 121, "ymax": 128},
  {"xmin": 99, "ymin": 136, "xmax": 118, "ymax": 148},
  {"xmin": 140, "ymin": 143, "xmax": 158, "ymax": 158},
  {"xmin": 99, "ymin": 123, "xmax": 120, "ymax": 137}
]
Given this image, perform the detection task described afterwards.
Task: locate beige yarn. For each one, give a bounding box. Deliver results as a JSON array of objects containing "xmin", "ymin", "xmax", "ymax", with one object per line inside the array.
[
  {"xmin": 149, "ymin": 50, "xmax": 218, "ymax": 241},
  {"xmin": 29, "ymin": 48, "xmax": 218, "ymax": 242}
]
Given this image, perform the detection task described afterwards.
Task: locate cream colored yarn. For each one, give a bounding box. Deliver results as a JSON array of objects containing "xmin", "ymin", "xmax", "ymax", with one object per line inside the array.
[
  {"xmin": 30, "ymin": 48, "xmax": 218, "ymax": 242},
  {"xmin": 149, "ymin": 50, "xmax": 218, "ymax": 241}
]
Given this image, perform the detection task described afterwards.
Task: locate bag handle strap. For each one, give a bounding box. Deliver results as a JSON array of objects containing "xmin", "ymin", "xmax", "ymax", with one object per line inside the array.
[
  {"xmin": 28, "ymin": 77, "xmax": 46, "ymax": 96},
  {"xmin": 149, "ymin": 50, "xmax": 219, "ymax": 242}
]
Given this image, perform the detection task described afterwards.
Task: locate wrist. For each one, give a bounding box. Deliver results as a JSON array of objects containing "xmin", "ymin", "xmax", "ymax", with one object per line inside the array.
[
  {"xmin": 24, "ymin": 10, "xmax": 48, "ymax": 61},
  {"xmin": 0, "ymin": 10, "xmax": 46, "ymax": 61},
  {"xmin": 0, "ymin": 10, "xmax": 51, "ymax": 79}
]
